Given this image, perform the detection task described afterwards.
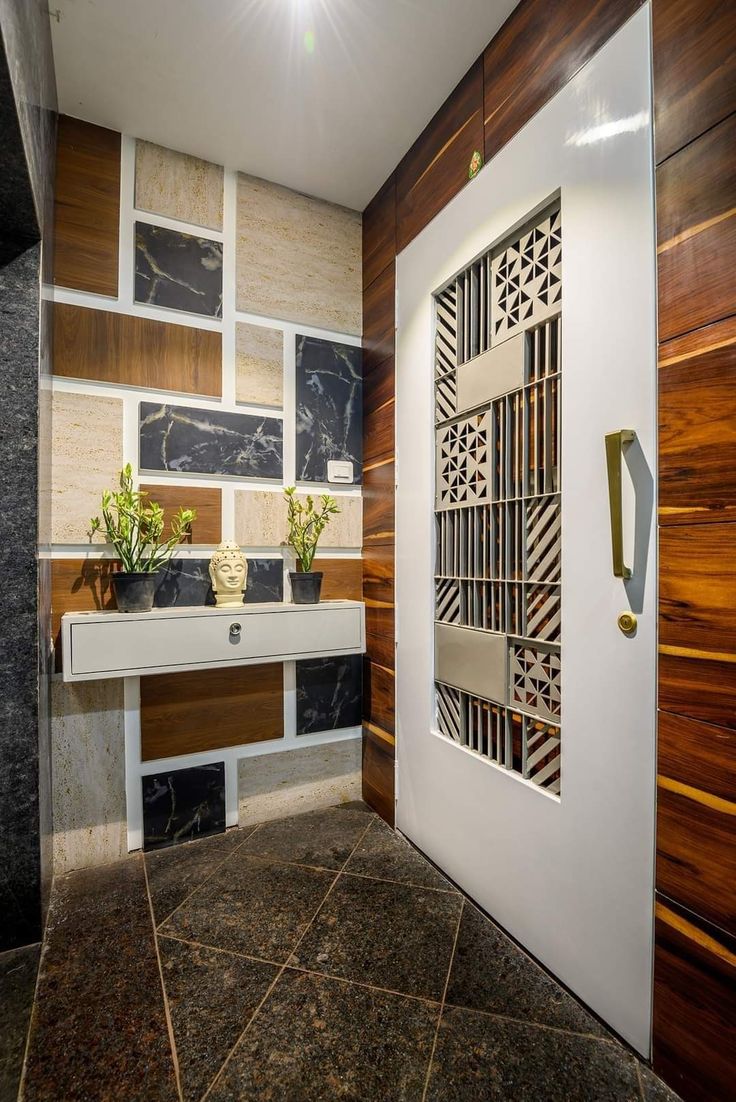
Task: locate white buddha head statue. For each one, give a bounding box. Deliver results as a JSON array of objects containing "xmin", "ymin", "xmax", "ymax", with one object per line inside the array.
[{"xmin": 208, "ymin": 541, "xmax": 247, "ymax": 607}]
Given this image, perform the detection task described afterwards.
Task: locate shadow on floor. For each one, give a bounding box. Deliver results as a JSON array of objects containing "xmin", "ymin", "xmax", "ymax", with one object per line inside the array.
[{"xmin": 19, "ymin": 804, "xmax": 680, "ymax": 1101}]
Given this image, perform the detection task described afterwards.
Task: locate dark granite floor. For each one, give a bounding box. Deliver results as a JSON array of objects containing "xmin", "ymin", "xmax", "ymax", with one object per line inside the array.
[{"xmin": 18, "ymin": 804, "xmax": 681, "ymax": 1101}]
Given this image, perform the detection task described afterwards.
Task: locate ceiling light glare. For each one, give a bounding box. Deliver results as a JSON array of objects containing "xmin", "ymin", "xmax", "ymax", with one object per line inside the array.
[{"xmin": 568, "ymin": 111, "xmax": 649, "ymax": 147}]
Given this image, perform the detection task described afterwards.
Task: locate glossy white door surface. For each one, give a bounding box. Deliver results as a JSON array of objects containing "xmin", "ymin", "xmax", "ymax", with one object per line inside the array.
[{"xmin": 395, "ymin": 9, "xmax": 656, "ymax": 1054}]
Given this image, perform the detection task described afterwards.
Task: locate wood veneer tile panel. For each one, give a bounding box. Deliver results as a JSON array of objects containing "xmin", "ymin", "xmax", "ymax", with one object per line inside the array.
[
  {"xmin": 310, "ymin": 558, "xmax": 362, "ymax": 601},
  {"xmin": 363, "ymin": 400, "xmax": 394, "ymax": 467},
  {"xmin": 396, "ymin": 61, "xmax": 483, "ymax": 252},
  {"xmin": 363, "ymin": 460, "xmax": 395, "ymax": 547},
  {"xmin": 54, "ymin": 116, "xmax": 121, "ymax": 297},
  {"xmin": 657, "ymin": 113, "xmax": 736, "ymax": 342},
  {"xmin": 54, "ymin": 303, "xmax": 222, "ymax": 396},
  {"xmin": 140, "ymin": 665, "xmax": 284, "ymax": 761},
  {"xmin": 653, "ymin": 899, "xmax": 736, "ymax": 1102},
  {"xmin": 660, "ymin": 523, "xmax": 736, "ymax": 655},
  {"xmin": 50, "ymin": 558, "xmax": 115, "ymax": 671},
  {"xmin": 364, "ymin": 356, "xmax": 395, "ymax": 417},
  {"xmin": 363, "ymin": 660, "xmax": 395, "ymax": 735},
  {"xmin": 657, "ymin": 711, "xmax": 736, "ymax": 935},
  {"xmin": 362, "ymin": 175, "xmax": 396, "ymax": 291},
  {"xmin": 139, "ymin": 484, "xmax": 222, "ymax": 546},
  {"xmin": 364, "ymin": 543, "xmax": 394, "ymax": 661},
  {"xmin": 659, "ymin": 316, "xmax": 736, "ymax": 525},
  {"xmin": 659, "ymin": 651, "xmax": 736, "ymax": 732},
  {"xmin": 482, "ymin": 0, "xmax": 642, "ymax": 162},
  {"xmin": 363, "ymin": 263, "xmax": 395, "ymax": 374},
  {"xmin": 652, "ymin": 0, "xmax": 736, "ymax": 164},
  {"xmin": 362, "ymin": 725, "xmax": 395, "ymax": 825}
]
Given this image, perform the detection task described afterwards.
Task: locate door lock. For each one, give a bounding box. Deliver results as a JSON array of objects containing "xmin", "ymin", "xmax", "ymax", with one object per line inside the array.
[
  {"xmin": 229, "ymin": 622, "xmax": 242, "ymax": 639},
  {"xmin": 617, "ymin": 612, "xmax": 637, "ymax": 636}
]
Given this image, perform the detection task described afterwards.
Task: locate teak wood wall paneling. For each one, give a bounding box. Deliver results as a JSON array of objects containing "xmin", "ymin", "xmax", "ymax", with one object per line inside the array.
[
  {"xmin": 361, "ymin": 0, "xmax": 736, "ymax": 1096},
  {"xmin": 652, "ymin": 0, "xmax": 736, "ymax": 1095},
  {"xmin": 53, "ymin": 302, "xmax": 223, "ymax": 396},
  {"xmin": 53, "ymin": 116, "xmax": 121, "ymax": 297}
]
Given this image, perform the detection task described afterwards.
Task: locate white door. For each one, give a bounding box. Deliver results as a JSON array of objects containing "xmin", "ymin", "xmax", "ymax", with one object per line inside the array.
[{"xmin": 395, "ymin": 8, "xmax": 656, "ymax": 1056}]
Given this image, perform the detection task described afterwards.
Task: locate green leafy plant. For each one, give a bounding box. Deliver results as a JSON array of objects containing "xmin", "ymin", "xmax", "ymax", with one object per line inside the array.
[
  {"xmin": 89, "ymin": 464, "xmax": 196, "ymax": 574},
  {"xmin": 284, "ymin": 486, "xmax": 340, "ymax": 573}
]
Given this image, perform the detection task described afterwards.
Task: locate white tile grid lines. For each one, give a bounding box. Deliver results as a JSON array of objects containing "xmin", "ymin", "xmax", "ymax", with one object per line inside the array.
[{"xmin": 46, "ymin": 134, "xmax": 364, "ymax": 850}]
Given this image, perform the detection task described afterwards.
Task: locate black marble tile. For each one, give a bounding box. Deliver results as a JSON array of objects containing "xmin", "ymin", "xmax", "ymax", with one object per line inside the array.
[
  {"xmin": 444, "ymin": 903, "xmax": 607, "ymax": 1036},
  {"xmin": 143, "ymin": 762, "xmax": 226, "ymax": 852},
  {"xmin": 426, "ymin": 1007, "xmax": 640, "ymax": 1102},
  {"xmin": 344, "ymin": 819, "xmax": 457, "ymax": 893},
  {"xmin": 159, "ymin": 854, "xmax": 335, "ymax": 962},
  {"xmin": 639, "ymin": 1065, "xmax": 682, "ymax": 1101},
  {"xmin": 245, "ymin": 557, "xmax": 284, "ymax": 602},
  {"xmin": 145, "ymin": 828, "xmax": 248, "ymax": 925},
  {"xmin": 0, "ymin": 942, "xmax": 39, "ymax": 1102},
  {"xmin": 135, "ymin": 222, "xmax": 223, "ymax": 317},
  {"xmin": 242, "ymin": 806, "xmax": 371, "ymax": 870},
  {"xmin": 296, "ymin": 654, "xmax": 362, "ymax": 735},
  {"xmin": 290, "ymin": 873, "xmax": 462, "ymax": 1000},
  {"xmin": 207, "ymin": 968, "xmax": 438, "ymax": 1102},
  {"xmin": 158, "ymin": 936, "xmax": 277, "ymax": 1102},
  {"xmin": 153, "ymin": 557, "xmax": 283, "ymax": 608},
  {"xmin": 140, "ymin": 402, "xmax": 283, "ymax": 479},
  {"xmin": 22, "ymin": 858, "xmax": 179, "ymax": 1102},
  {"xmin": 295, "ymin": 335, "xmax": 362, "ymax": 483}
]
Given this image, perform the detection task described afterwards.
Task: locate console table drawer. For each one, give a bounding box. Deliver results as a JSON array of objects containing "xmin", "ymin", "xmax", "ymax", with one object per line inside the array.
[{"xmin": 62, "ymin": 601, "xmax": 365, "ymax": 681}]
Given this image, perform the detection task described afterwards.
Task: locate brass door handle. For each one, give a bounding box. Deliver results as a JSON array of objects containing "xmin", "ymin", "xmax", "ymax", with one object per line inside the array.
[{"xmin": 604, "ymin": 430, "xmax": 635, "ymax": 579}]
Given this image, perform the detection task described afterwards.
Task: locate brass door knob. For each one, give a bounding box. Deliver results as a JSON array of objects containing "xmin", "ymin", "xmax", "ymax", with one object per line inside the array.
[{"xmin": 617, "ymin": 612, "xmax": 637, "ymax": 635}]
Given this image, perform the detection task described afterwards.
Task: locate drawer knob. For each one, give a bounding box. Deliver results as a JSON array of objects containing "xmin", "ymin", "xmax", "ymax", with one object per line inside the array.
[{"xmin": 229, "ymin": 622, "xmax": 242, "ymax": 638}]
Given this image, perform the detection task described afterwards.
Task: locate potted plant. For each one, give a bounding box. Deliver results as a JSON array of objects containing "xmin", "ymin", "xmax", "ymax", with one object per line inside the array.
[
  {"xmin": 284, "ymin": 486, "xmax": 340, "ymax": 604},
  {"xmin": 89, "ymin": 464, "xmax": 196, "ymax": 613}
]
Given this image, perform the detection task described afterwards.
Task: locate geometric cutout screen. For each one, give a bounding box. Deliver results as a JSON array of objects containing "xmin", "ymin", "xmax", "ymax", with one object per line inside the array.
[{"xmin": 433, "ymin": 202, "xmax": 562, "ymax": 795}]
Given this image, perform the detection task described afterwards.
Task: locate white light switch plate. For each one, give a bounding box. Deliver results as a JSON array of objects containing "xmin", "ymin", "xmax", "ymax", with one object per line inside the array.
[{"xmin": 327, "ymin": 460, "xmax": 354, "ymax": 484}]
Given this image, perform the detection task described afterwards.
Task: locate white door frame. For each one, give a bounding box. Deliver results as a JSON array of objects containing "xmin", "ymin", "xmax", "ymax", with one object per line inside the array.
[{"xmin": 395, "ymin": 7, "xmax": 657, "ymax": 1055}]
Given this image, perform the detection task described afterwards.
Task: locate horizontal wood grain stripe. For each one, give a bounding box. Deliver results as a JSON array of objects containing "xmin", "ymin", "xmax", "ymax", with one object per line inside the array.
[
  {"xmin": 658, "ymin": 710, "xmax": 736, "ymax": 802},
  {"xmin": 659, "ymin": 314, "xmax": 736, "ymax": 525},
  {"xmin": 54, "ymin": 116, "xmax": 121, "ymax": 297},
  {"xmin": 408, "ymin": 112, "xmax": 481, "ymax": 196},
  {"xmin": 54, "ymin": 302, "xmax": 222, "ymax": 396},
  {"xmin": 362, "ymin": 175, "xmax": 396, "ymax": 291},
  {"xmin": 658, "ymin": 775, "xmax": 736, "ymax": 816},
  {"xmin": 657, "ymin": 205, "xmax": 736, "ymax": 254},
  {"xmin": 659, "ymin": 653, "xmax": 736, "ymax": 732},
  {"xmin": 141, "ymin": 664, "xmax": 283, "ymax": 761},
  {"xmin": 656, "ymin": 901, "xmax": 736, "ymax": 968},
  {"xmin": 363, "ymin": 721, "xmax": 395, "ymax": 748},
  {"xmin": 659, "ymin": 644, "xmax": 736, "ymax": 663},
  {"xmin": 658, "ymin": 321, "xmax": 736, "ymax": 367}
]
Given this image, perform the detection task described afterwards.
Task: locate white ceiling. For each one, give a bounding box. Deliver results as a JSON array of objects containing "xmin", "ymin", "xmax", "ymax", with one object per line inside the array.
[{"xmin": 50, "ymin": 0, "xmax": 519, "ymax": 211}]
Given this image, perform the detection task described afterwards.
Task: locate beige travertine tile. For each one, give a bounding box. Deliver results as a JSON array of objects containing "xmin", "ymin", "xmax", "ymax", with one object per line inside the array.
[
  {"xmin": 51, "ymin": 679, "xmax": 127, "ymax": 874},
  {"xmin": 236, "ymin": 173, "xmax": 361, "ymax": 335},
  {"xmin": 51, "ymin": 390, "xmax": 124, "ymax": 544},
  {"xmin": 235, "ymin": 322, "xmax": 284, "ymax": 408},
  {"xmin": 135, "ymin": 140, "xmax": 224, "ymax": 231},
  {"xmin": 238, "ymin": 739, "xmax": 362, "ymax": 826},
  {"xmin": 235, "ymin": 489, "xmax": 362, "ymax": 549}
]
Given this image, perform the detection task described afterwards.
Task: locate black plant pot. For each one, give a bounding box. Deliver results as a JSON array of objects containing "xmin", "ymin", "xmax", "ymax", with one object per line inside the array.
[
  {"xmin": 112, "ymin": 572, "xmax": 156, "ymax": 613},
  {"xmin": 289, "ymin": 571, "xmax": 323, "ymax": 605}
]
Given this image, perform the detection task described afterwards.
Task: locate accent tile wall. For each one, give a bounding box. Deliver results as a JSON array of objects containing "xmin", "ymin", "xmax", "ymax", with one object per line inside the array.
[{"xmin": 48, "ymin": 124, "xmax": 363, "ymax": 871}]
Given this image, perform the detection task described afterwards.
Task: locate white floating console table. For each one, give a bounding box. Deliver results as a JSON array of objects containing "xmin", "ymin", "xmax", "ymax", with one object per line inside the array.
[{"xmin": 61, "ymin": 600, "xmax": 366, "ymax": 681}]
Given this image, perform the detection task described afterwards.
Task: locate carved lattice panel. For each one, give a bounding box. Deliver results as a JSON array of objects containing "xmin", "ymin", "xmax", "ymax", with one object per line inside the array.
[
  {"xmin": 436, "ymin": 412, "xmax": 491, "ymax": 509},
  {"xmin": 491, "ymin": 209, "xmax": 562, "ymax": 345},
  {"xmin": 509, "ymin": 643, "xmax": 561, "ymax": 723},
  {"xmin": 433, "ymin": 203, "xmax": 562, "ymax": 794}
]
